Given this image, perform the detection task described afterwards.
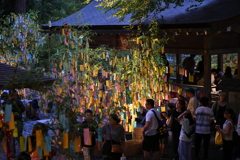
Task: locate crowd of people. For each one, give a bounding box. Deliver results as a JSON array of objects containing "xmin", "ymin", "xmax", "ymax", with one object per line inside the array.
[
  {"xmin": 182, "ymin": 54, "xmax": 238, "ymax": 85},
  {"xmin": 1, "ymin": 88, "xmax": 240, "ymax": 160},
  {"xmin": 142, "ymin": 89, "xmax": 240, "ymax": 160}
]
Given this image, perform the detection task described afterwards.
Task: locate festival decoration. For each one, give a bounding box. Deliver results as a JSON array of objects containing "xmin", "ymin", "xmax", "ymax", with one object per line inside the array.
[{"xmin": 0, "ymin": 12, "xmax": 200, "ymax": 159}]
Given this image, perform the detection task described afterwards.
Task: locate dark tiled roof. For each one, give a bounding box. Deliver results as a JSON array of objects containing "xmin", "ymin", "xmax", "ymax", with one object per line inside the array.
[
  {"xmin": 217, "ymin": 78, "xmax": 240, "ymax": 91},
  {"xmin": 47, "ymin": 0, "xmax": 240, "ymax": 27},
  {"xmin": 0, "ymin": 63, "xmax": 55, "ymax": 90}
]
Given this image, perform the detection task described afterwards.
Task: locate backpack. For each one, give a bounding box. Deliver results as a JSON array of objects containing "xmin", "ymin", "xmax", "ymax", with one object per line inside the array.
[{"xmin": 151, "ymin": 110, "xmax": 166, "ymax": 138}]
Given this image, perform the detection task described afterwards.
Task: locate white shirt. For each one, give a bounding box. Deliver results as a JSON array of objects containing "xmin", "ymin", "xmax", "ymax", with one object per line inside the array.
[
  {"xmin": 211, "ymin": 74, "xmax": 215, "ymax": 85},
  {"xmin": 194, "ymin": 106, "xmax": 214, "ymax": 134},
  {"xmin": 179, "ymin": 118, "xmax": 193, "ymax": 142},
  {"xmin": 145, "ymin": 108, "xmax": 160, "ymax": 136},
  {"xmin": 223, "ymin": 120, "xmax": 233, "ymax": 140},
  {"xmin": 187, "ymin": 97, "xmax": 198, "ymax": 116}
]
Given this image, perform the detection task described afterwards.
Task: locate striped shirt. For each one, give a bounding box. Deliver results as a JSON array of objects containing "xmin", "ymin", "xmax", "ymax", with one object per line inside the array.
[{"xmin": 194, "ymin": 106, "xmax": 215, "ymax": 134}]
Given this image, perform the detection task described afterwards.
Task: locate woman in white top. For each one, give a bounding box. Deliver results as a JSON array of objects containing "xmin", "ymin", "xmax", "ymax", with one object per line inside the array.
[
  {"xmin": 215, "ymin": 108, "xmax": 236, "ymax": 160},
  {"xmin": 177, "ymin": 110, "xmax": 195, "ymax": 160}
]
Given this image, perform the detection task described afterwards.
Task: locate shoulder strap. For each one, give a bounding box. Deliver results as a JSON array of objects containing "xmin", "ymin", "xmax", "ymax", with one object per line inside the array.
[
  {"xmin": 151, "ymin": 110, "xmax": 160, "ymax": 121},
  {"xmin": 151, "ymin": 110, "xmax": 161, "ymax": 126}
]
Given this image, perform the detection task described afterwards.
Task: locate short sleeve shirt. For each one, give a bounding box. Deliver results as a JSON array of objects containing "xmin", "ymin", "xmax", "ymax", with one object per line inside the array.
[
  {"xmin": 187, "ymin": 97, "xmax": 198, "ymax": 116},
  {"xmin": 101, "ymin": 123, "xmax": 125, "ymax": 142},
  {"xmin": 179, "ymin": 118, "xmax": 192, "ymax": 142},
  {"xmin": 144, "ymin": 108, "xmax": 160, "ymax": 136},
  {"xmin": 194, "ymin": 106, "xmax": 214, "ymax": 134}
]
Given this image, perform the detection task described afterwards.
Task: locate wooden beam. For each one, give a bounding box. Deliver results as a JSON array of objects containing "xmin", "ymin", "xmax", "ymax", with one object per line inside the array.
[
  {"xmin": 210, "ymin": 14, "xmax": 240, "ymax": 33},
  {"xmin": 217, "ymin": 54, "xmax": 223, "ymax": 70},
  {"xmin": 165, "ymin": 48, "xmax": 205, "ymax": 55},
  {"xmin": 209, "ymin": 47, "xmax": 240, "ymax": 54},
  {"xmin": 203, "ymin": 35, "xmax": 212, "ymax": 101}
]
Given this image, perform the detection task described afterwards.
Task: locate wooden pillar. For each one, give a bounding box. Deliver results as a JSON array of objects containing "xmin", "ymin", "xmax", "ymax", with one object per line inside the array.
[
  {"xmin": 217, "ymin": 54, "xmax": 223, "ymax": 70},
  {"xmin": 238, "ymin": 52, "xmax": 240, "ymax": 78},
  {"xmin": 203, "ymin": 35, "xmax": 212, "ymax": 101},
  {"xmin": 15, "ymin": 0, "xmax": 26, "ymax": 14},
  {"xmin": 113, "ymin": 34, "xmax": 117, "ymax": 48},
  {"xmin": 176, "ymin": 53, "xmax": 181, "ymax": 83}
]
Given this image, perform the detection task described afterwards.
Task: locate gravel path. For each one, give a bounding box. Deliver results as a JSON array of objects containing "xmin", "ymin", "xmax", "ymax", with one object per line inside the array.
[{"xmin": 0, "ymin": 121, "xmax": 225, "ymax": 160}]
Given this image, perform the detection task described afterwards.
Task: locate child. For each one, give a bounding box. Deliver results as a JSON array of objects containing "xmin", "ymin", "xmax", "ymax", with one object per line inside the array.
[
  {"xmin": 159, "ymin": 112, "xmax": 168, "ymax": 158},
  {"xmin": 177, "ymin": 110, "xmax": 195, "ymax": 160},
  {"xmin": 81, "ymin": 109, "xmax": 98, "ymax": 160}
]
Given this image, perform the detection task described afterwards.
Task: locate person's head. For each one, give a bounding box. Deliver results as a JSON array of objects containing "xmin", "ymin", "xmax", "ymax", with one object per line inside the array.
[
  {"xmin": 225, "ymin": 66, "xmax": 232, "ymax": 75},
  {"xmin": 178, "ymin": 95, "xmax": 185, "ymax": 101},
  {"xmin": 85, "ymin": 109, "xmax": 93, "ymax": 121},
  {"xmin": 168, "ymin": 103, "xmax": 175, "ymax": 113},
  {"xmin": 186, "ymin": 88, "xmax": 195, "ymax": 97},
  {"xmin": 32, "ymin": 123, "xmax": 48, "ymax": 136},
  {"xmin": 211, "ymin": 69, "xmax": 217, "ymax": 75},
  {"xmin": 176, "ymin": 100, "xmax": 186, "ymax": 111},
  {"xmin": 160, "ymin": 112, "xmax": 167, "ymax": 120},
  {"xmin": 200, "ymin": 97, "xmax": 209, "ymax": 107},
  {"xmin": 10, "ymin": 90, "xmax": 18, "ymax": 99},
  {"xmin": 145, "ymin": 99, "xmax": 154, "ymax": 110},
  {"xmin": 109, "ymin": 113, "xmax": 120, "ymax": 125},
  {"xmin": 184, "ymin": 112, "xmax": 194, "ymax": 125},
  {"xmin": 218, "ymin": 92, "xmax": 226, "ymax": 102},
  {"xmin": 1, "ymin": 92, "xmax": 9, "ymax": 100},
  {"xmin": 224, "ymin": 108, "xmax": 236, "ymax": 122},
  {"xmin": 234, "ymin": 69, "xmax": 238, "ymax": 75},
  {"xmin": 190, "ymin": 54, "xmax": 196, "ymax": 58}
]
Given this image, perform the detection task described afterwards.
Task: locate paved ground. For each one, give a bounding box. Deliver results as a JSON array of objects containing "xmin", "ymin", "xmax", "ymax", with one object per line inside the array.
[{"xmin": 0, "ymin": 120, "xmax": 225, "ymax": 160}]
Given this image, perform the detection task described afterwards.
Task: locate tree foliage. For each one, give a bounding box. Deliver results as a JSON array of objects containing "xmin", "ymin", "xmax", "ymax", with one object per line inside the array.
[
  {"xmin": 84, "ymin": 0, "xmax": 204, "ymax": 23},
  {"xmin": 0, "ymin": 0, "xmax": 86, "ymax": 24}
]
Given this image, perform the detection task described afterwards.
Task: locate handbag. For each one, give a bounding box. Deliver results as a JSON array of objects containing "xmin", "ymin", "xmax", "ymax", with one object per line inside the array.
[
  {"xmin": 111, "ymin": 143, "xmax": 122, "ymax": 153},
  {"xmin": 215, "ymin": 131, "xmax": 223, "ymax": 145},
  {"xmin": 110, "ymin": 127, "xmax": 122, "ymax": 153}
]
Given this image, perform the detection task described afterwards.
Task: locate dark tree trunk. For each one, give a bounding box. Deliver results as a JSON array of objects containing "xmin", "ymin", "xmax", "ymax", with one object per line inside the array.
[
  {"xmin": 14, "ymin": 0, "xmax": 26, "ymax": 14},
  {"xmin": 2, "ymin": 0, "xmax": 26, "ymax": 16}
]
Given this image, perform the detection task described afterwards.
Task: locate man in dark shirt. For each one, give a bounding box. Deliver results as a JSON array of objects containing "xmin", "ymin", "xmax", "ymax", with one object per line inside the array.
[
  {"xmin": 1, "ymin": 91, "xmax": 25, "ymax": 159},
  {"xmin": 81, "ymin": 109, "xmax": 98, "ymax": 160}
]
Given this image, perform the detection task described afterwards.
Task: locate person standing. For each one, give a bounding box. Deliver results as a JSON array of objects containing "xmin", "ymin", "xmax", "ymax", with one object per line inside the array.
[
  {"xmin": 194, "ymin": 97, "xmax": 214, "ymax": 160},
  {"xmin": 212, "ymin": 92, "xmax": 229, "ymax": 128},
  {"xmin": 100, "ymin": 114, "xmax": 125, "ymax": 160},
  {"xmin": 215, "ymin": 108, "xmax": 235, "ymax": 160},
  {"xmin": 186, "ymin": 88, "xmax": 198, "ymax": 148},
  {"xmin": 81, "ymin": 109, "xmax": 98, "ymax": 160},
  {"xmin": 223, "ymin": 66, "xmax": 233, "ymax": 79},
  {"xmin": 142, "ymin": 99, "xmax": 160, "ymax": 160},
  {"xmin": 163, "ymin": 100, "xmax": 185, "ymax": 160},
  {"xmin": 1, "ymin": 91, "xmax": 25, "ymax": 159},
  {"xmin": 211, "ymin": 69, "xmax": 217, "ymax": 87},
  {"xmin": 159, "ymin": 112, "xmax": 168, "ymax": 159},
  {"xmin": 186, "ymin": 88, "xmax": 198, "ymax": 118},
  {"xmin": 177, "ymin": 110, "xmax": 195, "ymax": 160}
]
